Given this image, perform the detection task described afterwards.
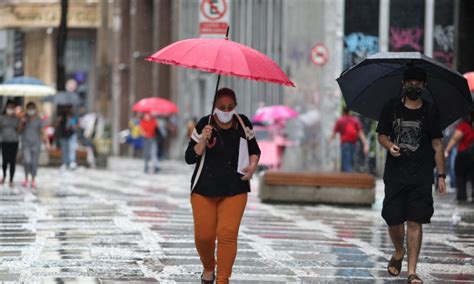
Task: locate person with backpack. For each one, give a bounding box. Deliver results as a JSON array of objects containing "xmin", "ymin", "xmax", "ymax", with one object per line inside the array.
[
  {"xmin": 330, "ymin": 106, "xmax": 369, "ymax": 172},
  {"xmin": 444, "ymin": 110, "xmax": 474, "ymax": 203},
  {"xmin": 376, "ymin": 66, "xmax": 446, "ymax": 283},
  {"xmin": 140, "ymin": 112, "xmax": 158, "ymax": 173},
  {"xmin": 185, "ymin": 88, "xmax": 260, "ymax": 284}
]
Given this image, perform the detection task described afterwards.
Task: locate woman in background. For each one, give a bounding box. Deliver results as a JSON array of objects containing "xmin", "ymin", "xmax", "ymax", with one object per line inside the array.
[
  {"xmin": 20, "ymin": 102, "xmax": 50, "ymax": 188},
  {"xmin": 0, "ymin": 100, "xmax": 21, "ymax": 187}
]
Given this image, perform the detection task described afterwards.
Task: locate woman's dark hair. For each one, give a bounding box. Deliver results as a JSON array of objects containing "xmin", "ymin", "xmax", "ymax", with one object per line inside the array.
[
  {"xmin": 26, "ymin": 102, "xmax": 36, "ymax": 109},
  {"xmin": 3, "ymin": 100, "xmax": 16, "ymax": 114},
  {"xmin": 215, "ymin": 88, "xmax": 237, "ymax": 105}
]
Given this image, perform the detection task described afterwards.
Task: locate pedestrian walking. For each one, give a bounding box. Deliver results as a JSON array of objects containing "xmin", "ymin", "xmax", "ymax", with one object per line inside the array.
[
  {"xmin": 0, "ymin": 100, "xmax": 21, "ymax": 187},
  {"xmin": 20, "ymin": 102, "xmax": 50, "ymax": 188},
  {"xmin": 376, "ymin": 66, "xmax": 446, "ymax": 283},
  {"xmin": 79, "ymin": 111, "xmax": 100, "ymax": 168},
  {"xmin": 55, "ymin": 106, "xmax": 79, "ymax": 170},
  {"xmin": 185, "ymin": 88, "xmax": 261, "ymax": 284},
  {"xmin": 444, "ymin": 110, "xmax": 474, "ymax": 202},
  {"xmin": 140, "ymin": 112, "xmax": 158, "ymax": 173},
  {"xmin": 128, "ymin": 113, "xmax": 143, "ymax": 157},
  {"xmin": 443, "ymin": 122, "xmax": 459, "ymax": 189},
  {"xmin": 330, "ymin": 107, "xmax": 369, "ymax": 172}
]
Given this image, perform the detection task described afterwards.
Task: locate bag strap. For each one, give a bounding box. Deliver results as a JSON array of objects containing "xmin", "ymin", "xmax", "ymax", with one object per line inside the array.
[
  {"xmin": 234, "ymin": 113, "xmax": 254, "ymax": 140},
  {"xmin": 191, "ymin": 115, "xmax": 212, "ymax": 192}
]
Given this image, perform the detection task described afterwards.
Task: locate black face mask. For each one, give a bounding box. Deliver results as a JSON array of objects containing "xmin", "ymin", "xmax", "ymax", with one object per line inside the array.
[{"xmin": 404, "ymin": 86, "xmax": 423, "ymax": 100}]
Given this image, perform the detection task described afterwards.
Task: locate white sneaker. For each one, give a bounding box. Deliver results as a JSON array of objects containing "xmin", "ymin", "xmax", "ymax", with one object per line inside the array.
[
  {"xmin": 69, "ymin": 162, "xmax": 77, "ymax": 170},
  {"xmin": 60, "ymin": 164, "xmax": 68, "ymax": 171}
]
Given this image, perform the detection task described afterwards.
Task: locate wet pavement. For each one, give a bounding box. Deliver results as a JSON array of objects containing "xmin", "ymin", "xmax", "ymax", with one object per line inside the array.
[{"xmin": 1, "ymin": 157, "xmax": 473, "ymax": 283}]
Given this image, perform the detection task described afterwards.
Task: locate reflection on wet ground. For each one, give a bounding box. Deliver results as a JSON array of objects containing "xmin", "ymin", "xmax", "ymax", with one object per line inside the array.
[{"xmin": 0, "ymin": 158, "xmax": 473, "ymax": 283}]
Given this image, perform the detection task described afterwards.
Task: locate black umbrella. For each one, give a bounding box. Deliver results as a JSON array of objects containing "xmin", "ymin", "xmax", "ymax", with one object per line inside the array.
[{"xmin": 336, "ymin": 52, "xmax": 472, "ymax": 128}]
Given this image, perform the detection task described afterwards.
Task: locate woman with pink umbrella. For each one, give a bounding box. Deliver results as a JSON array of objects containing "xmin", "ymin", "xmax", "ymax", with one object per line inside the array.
[
  {"xmin": 185, "ymin": 88, "xmax": 261, "ymax": 283},
  {"xmin": 147, "ymin": 27, "xmax": 293, "ymax": 283}
]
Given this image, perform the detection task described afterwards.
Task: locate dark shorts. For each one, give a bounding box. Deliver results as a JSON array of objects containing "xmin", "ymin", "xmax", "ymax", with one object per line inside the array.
[{"xmin": 382, "ymin": 181, "xmax": 434, "ymax": 226}]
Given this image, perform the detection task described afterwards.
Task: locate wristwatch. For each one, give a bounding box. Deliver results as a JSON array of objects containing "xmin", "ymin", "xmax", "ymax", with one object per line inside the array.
[{"xmin": 438, "ymin": 174, "xmax": 446, "ymax": 179}]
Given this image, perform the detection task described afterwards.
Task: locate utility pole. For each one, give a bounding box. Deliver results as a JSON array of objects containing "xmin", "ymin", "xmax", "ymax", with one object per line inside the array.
[
  {"xmin": 56, "ymin": 0, "xmax": 68, "ymax": 92},
  {"xmin": 97, "ymin": 0, "xmax": 109, "ymax": 115}
]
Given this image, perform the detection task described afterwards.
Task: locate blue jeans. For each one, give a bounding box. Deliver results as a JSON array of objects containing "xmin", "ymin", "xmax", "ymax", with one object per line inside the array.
[
  {"xmin": 341, "ymin": 142, "xmax": 356, "ymax": 172},
  {"xmin": 59, "ymin": 134, "xmax": 77, "ymax": 166},
  {"xmin": 143, "ymin": 138, "xmax": 158, "ymax": 172},
  {"xmin": 448, "ymin": 147, "xmax": 457, "ymax": 187}
]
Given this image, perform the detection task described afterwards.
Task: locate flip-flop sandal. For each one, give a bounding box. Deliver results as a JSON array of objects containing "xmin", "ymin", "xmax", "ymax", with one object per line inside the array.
[
  {"xmin": 387, "ymin": 250, "xmax": 405, "ymax": 276},
  {"xmin": 407, "ymin": 274, "xmax": 423, "ymax": 283}
]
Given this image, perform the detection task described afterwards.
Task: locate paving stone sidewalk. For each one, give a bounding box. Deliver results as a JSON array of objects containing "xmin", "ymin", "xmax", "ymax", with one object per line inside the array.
[{"xmin": 0, "ymin": 157, "xmax": 473, "ymax": 283}]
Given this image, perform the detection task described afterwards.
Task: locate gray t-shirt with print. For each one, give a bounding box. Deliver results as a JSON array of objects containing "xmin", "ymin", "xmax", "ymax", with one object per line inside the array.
[
  {"xmin": 0, "ymin": 115, "xmax": 20, "ymax": 142},
  {"xmin": 22, "ymin": 117, "xmax": 43, "ymax": 147}
]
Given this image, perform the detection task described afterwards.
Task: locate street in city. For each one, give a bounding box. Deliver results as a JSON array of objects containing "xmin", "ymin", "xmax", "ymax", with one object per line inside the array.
[{"xmin": 1, "ymin": 158, "xmax": 473, "ymax": 283}]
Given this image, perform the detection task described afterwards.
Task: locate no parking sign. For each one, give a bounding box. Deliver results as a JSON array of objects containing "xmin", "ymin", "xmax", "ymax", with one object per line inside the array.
[
  {"xmin": 199, "ymin": 0, "xmax": 231, "ymax": 38},
  {"xmin": 311, "ymin": 43, "xmax": 329, "ymax": 66}
]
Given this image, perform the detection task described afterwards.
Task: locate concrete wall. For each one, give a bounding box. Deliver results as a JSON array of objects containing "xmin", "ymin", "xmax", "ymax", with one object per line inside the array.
[
  {"xmin": 169, "ymin": 0, "xmax": 344, "ymax": 171},
  {"xmin": 281, "ymin": 0, "xmax": 344, "ymax": 172}
]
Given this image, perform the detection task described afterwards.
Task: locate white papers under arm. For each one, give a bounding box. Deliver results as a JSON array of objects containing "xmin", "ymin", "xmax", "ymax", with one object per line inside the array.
[{"xmin": 237, "ymin": 137, "xmax": 250, "ymax": 175}]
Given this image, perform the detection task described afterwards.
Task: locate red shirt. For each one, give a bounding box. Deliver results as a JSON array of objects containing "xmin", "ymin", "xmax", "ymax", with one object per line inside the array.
[
  {"xmin": 456, "ymin": 121, "xmax": 474, "ymax": 152},
  {"xmin": 334, "ymin": 115, "xmax": 361, "ymax": 144},
  {"xmin": 140, "ymin": 119, "xmax": 157, "ymax": 138}
]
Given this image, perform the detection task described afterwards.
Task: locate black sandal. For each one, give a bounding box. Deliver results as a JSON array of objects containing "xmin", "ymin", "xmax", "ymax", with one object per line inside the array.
[
  {"xmin": 407, "ymin": 274, "xmax": 423, "ymax": 283},
  {"xmin": 201, "ymin": 271, "xmax": 215, "ymax": 284},
  {"xmin": 387, "ymin": 250, "xmax": 405, "ymax": 276}
]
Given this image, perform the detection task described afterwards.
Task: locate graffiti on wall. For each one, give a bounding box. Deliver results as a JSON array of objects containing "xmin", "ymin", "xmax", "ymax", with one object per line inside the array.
[
  {"xmin": 343, "ymin": 32, "xmax": 379, "ymax": 70},
  {"xmin": 389, "ymin": 27, "xmax": 423, "ymax": 51},
  {"xmin": 433, "ymin": 25, "xmax": 454, "ymax": 67}
]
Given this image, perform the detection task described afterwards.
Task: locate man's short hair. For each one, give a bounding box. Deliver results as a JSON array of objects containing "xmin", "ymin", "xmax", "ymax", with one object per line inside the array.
[{"xmin": 403, "ymin": 66, "xmax": 427, "ymax": 82}]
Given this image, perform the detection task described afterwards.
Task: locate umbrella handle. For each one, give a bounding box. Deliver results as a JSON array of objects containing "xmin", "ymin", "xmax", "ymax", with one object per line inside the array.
[{"xmin": 207, "ymin": 137, "xmax": 217, "ymax": 148}]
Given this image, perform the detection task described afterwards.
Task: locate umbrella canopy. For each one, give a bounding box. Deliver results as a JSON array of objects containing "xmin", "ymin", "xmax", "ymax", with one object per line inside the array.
[
  {"xmin": 336, "ymin": 52, "xmax": 472, "ymax": 128},
  {"xmin": 146, "ymin": 38, "xmax": 295, "ymax": 87},
  {"xmin": 0, "ymin": 76, "xmax": 56, "ymax": 97},
  {"xmin": 464, "ymin": 72, "xmax": 474, "ymax": 92},
  {"xmin": 252, "ymin": 105, "xmax": 298, "ymax": 124},
  {"xmin": 132, "ymin": 97, "xmax": 179, "ymax": 116}
]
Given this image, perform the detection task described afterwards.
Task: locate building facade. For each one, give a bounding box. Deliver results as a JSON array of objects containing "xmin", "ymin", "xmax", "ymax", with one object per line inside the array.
[{"xmin": 1, "ymin": 0, "xmax": 473, "ymax": 174}]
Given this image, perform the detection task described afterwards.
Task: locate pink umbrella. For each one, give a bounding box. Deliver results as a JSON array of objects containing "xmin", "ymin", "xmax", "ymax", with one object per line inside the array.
[
  {"xmin": 252, "ymin": 105, "xmax": 299, "ymax": 124},
  {"xmin": 146, "ymin": 37, "xmax": 294, "ymax": 87},
  {"xmin": 132, "ymin": 97, "xmax": 179, "ymax": 116},
  {"xmin": 464, "ymin": 72, "xmax": 474, "ymax": 92},
  {"xmin": 146, "ymin": 27, "xmax": 294, "ymax": 118}
]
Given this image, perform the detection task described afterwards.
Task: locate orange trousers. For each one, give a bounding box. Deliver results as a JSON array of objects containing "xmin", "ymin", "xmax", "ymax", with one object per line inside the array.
[{"xmin": 191, "ymin": 192, "xmax": 248, "ymax": 284}]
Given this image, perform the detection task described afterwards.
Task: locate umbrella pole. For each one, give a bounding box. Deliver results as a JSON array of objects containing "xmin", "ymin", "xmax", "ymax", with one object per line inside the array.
[
  {"xmin": 209, "ymin": 26, "xmax": 230, "ymax": 120},
  {"xmin": 211, "ymin": 74, "xmax": 221, "ymax": 115}
]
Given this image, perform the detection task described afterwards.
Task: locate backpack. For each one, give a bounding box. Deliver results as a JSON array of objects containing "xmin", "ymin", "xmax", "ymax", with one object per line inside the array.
[{"xmin": 57, "ymin": 116, "xmax": 75, "ymax": 138}]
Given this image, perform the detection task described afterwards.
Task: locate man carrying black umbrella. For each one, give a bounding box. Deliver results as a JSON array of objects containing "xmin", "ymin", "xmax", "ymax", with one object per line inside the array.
[{"xmin": 376, "ymin": 66, "xmax": 446, "ymax": 283}]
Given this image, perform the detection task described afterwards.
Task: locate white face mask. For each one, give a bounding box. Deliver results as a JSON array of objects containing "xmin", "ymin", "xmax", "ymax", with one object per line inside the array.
[
  {"xmin": 27, "ymin": 109, "xmax": 36, "ymax": 116},
  {"xmin": 6, "ymin": 108, "xmax": 14, "ymax": 115},
  {"xmin": 214, "ymin": 108, "xmax": 234, "ymax": 124}
]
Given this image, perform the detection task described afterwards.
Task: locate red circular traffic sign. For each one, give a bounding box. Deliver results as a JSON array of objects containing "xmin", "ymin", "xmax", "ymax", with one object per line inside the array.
[
  {"xmin": 200, "ymin": 0, "xmax": 228, "ymax": 21},
  {"xmin": 311, "ymin": 43, "xmax": 329, "ymax": 66}
]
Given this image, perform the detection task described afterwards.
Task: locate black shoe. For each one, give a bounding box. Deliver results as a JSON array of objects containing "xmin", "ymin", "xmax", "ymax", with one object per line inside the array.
[
  {"xmin": 154, "ymin": 167, "xmax": 160, "ymax": 173},
  {"xmin": 201, "ymin": 271, "xmax": 215, "ymax": 284}
]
